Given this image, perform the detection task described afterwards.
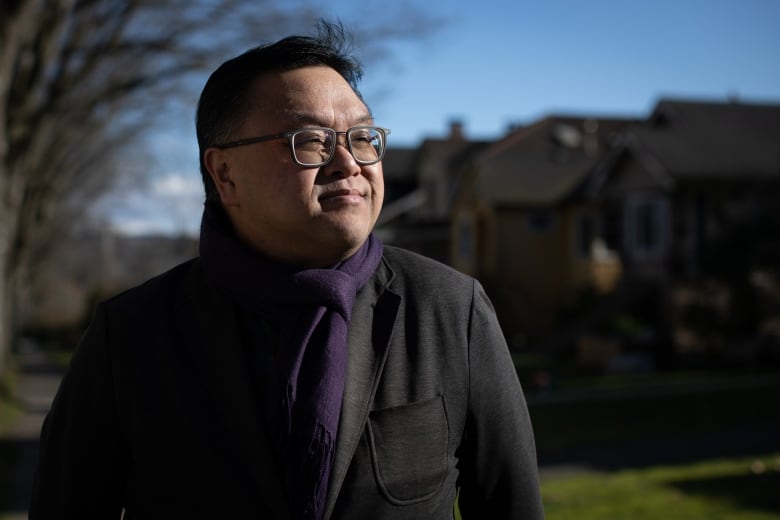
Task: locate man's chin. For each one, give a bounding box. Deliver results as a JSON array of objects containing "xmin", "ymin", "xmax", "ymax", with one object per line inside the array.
[{"xmin": 312, "ymin": 225, "xmax": 372, "ymax": 261}]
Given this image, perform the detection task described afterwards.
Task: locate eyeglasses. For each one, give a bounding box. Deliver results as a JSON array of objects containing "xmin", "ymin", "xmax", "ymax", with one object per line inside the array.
[{"xmin": 213, "ymin": 125, "xmax": 391, "ymax": 167}]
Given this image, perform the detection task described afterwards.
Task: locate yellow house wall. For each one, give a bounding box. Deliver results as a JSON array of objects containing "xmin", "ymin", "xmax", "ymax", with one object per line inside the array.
[
  {"xmin": 493, "ymin": 207, "xmax": 570, "ymax": 333},
  {"xmin": 489, "ymin": 205, "xmax": 622, "ymax": 340},
  {"xmin": 451, "ymin": 191, "xmax": 623, "ymax": 344}
]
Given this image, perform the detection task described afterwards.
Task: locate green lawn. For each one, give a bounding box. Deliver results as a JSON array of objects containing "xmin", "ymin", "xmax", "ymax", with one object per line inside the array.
[
  {"xmin": 541, "ymin": 453, "xmax": 780, "ymax": 519},
  {"xmin": 0, "ymin": 367, "xmax": 18, "ymax": 437},
  {"xmin": 0, "ymin": 397, "xmax": 18, "ymax": 437},
  {"xmin": 526, "ymin": 372, "xmax": 780, "ymax": 518}
]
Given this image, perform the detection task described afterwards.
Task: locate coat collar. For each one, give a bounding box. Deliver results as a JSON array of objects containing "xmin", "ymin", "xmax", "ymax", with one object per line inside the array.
[{"xmin": 323, "ymin": 256, "xmax": 400, "ymax": 519}]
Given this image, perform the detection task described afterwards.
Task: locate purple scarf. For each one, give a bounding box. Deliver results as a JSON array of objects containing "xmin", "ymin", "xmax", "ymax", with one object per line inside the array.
[{"xmin": 199, "ymin": 203, "xmax": 383, "ymax": 519}]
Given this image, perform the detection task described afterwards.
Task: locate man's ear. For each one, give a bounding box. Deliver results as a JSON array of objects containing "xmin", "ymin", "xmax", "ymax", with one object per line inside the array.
[{"xmin": 204, "ymin": 147, "xmax": 239, "ymax": 206}]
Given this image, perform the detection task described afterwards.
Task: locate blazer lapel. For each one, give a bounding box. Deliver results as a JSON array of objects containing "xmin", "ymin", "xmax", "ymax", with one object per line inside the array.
[{"xmin": 323, "ymin": 259, "xmax": 400, "ymax": 519}]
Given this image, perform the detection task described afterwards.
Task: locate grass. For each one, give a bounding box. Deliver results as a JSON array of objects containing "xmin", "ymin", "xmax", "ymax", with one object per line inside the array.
[
  {"xmin": 525, "ymin": 370, "xmax": 780, "ymax": 518},
  {"xmin": 46, "ymin": 349, "xmax": 73, "ymax": 370},
  {"xmin": 541, "ymin": 453, "xmax": 780, "ymax": 519},
  {"xmin": 0, "ymin": 398, "xmax": 18, "ymax": 437},
  {"xmin": 0, "ymin": 369, "xmax": 19, "ymax": 437}
]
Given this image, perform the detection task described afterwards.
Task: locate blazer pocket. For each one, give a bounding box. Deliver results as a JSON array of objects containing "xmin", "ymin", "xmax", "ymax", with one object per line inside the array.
[{"xmin": 366, "ymin": 394, "xmax": 449, "ymax": 505}]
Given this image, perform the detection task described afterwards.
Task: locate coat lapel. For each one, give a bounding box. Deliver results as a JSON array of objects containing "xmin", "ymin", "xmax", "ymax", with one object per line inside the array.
[{"xmin": 323, "ymin": 259, "xmax": 400, "ymax": 519}]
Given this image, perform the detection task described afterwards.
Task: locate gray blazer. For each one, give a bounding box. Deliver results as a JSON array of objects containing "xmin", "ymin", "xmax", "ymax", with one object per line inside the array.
[{"xmin": 31, "ymin": 246, "xmax": 544, "ymax": 519}]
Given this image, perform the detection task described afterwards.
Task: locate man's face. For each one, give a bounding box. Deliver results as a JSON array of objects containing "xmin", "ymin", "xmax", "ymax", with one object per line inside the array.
[{"xmin": 206, "ymin": 66, "xmax": 384, "ymax": 267}]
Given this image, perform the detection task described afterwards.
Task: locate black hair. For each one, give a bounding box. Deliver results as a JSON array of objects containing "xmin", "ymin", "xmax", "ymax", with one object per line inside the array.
[{"xmin": 196, "ymin": 20, "xmax": 364, "ymax": 201}]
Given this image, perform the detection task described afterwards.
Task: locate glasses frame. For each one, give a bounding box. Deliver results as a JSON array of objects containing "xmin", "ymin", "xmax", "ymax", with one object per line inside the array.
[{"xmin": 213, "ymin": 125, "xmax": 391, "ymax": 167}]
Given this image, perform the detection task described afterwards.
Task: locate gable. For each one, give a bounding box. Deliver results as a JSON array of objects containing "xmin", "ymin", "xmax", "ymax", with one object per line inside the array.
[
  {"xmin": 598, "ymin": 150, "xmax": 673, "ymax": 198},
  {"xmin": 473, "ymin": 116, "xmax": 636, "ymax": 207}
]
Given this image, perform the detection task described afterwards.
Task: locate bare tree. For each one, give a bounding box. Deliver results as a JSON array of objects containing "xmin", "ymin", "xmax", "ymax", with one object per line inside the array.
[{"xmin": 0, "ymin": 0, "xmax": 444, "ymax": 377}]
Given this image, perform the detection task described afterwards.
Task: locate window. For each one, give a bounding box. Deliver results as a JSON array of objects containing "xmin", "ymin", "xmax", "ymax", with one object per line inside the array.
[
  {"xmin": 627, "ymin": 196, "xmax": 668, "ymax": 258},
  {"xmin": 635, "ymin": 203, "xmax": 659, "ymax": 249},
  {"xmin": 526, "ymin": 211, "xmax": 555, "ymax": 233}
]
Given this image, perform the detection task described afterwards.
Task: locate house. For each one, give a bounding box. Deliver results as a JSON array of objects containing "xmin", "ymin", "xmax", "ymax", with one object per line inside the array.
[
  {"xmin": 584, "ymin": 99, "xmax": 780, "ymax": 362},
  {"xmin": 451, "ymin": 98, "xmax": 780, "ymax": 366},
  {"xmin": 587, "ymin": 98, "xmax": 780, "ymax": 279},
  {"xmin": 450, "ymin": 115, "xmax": 635, "ymax": 348},
  {"xmin": 379, "ymin": 145, "xmax": 418, "ymax": 206},
  {"xmin": 377, "ymin": 121, "xmax": 489, "ymax": 263}
]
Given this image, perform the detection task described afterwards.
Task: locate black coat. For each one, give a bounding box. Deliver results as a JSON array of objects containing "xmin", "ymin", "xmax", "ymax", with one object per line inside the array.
[{"xmin": 31, "ymin": 246, "xmax": 544, "ymax": 519}]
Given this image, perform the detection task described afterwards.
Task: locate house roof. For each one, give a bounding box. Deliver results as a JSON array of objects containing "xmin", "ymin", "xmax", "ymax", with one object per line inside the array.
[
  {"xmin": 474, "ymin": 116, "xmax": 635, "ymax": 206},
  {"xmin": 384, "ymin": 121, "xmax": 490, "ymax": 181},
  {"xmin": 630, "ymin": 98, "xmax": 780, "ymax": 180},
  {"xmin": 418, "ymin": 137, "xmax": 491, "ymax": 173},
  {"xmin": 381, "ymin": 146, "xmax": 418, "ymax": 182}
]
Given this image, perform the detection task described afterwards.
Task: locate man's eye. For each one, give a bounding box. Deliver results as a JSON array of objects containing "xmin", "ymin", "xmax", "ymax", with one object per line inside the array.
[
  {"xmin": 297, "ymin": 132, "xmax": 328, "ymax": 145},
  {"xmin": 351, "ymin": 132, "xmax": 375, "ymax": 143}
]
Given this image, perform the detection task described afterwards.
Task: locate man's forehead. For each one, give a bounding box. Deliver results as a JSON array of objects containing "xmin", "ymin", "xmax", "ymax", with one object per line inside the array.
[
  {"xmin": 241, "ymin": 105, "xmax": 373, "ymax": 126},
  {"xmin": 248, "ymin": 66, "xmax": 355, "ymax": 97},
  {"xmin": 245, "ymin": 70, "xmax": 368, "ymax": 118}
]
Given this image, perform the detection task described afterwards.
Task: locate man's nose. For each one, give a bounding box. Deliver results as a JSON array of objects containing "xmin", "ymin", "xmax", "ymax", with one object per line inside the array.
[{"xmin": 324, "ymin": 134, "xmax": 360, "ymax": 176}]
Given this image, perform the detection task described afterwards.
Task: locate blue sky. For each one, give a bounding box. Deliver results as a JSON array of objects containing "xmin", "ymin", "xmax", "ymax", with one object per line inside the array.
[
  {"xmin": 102, "ymin": 0, "xmax": 780, "ymax": 235},
  {"xmin": 362, "ymin": 0, "xmax": 780, "ymax": 144}
]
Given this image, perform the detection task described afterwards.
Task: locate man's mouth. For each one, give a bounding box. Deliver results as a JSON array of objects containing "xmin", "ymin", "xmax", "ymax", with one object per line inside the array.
[{"xmin": 319, "ymin": 188, "xmax": 364, "ymax": 202}]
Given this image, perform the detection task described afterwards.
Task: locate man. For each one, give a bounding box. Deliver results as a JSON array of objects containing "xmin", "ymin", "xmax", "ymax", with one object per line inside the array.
[{"xmin": 31, "ymin": 22, "xmax": 544, "ymax": 519}]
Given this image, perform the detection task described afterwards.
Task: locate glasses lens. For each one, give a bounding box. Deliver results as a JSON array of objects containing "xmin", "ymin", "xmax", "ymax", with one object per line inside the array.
[
  {"xmin": 291, "ymin": 128, "xmax": 334, "ymax": 166},
  {"xmin": 348, "ymin": 127, "xmax": 384, "ymax": 164}
]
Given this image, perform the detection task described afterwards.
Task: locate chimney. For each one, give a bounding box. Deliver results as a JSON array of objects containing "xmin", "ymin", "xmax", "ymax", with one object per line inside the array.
[
  {"xmin": 583, "ymin": 118, "xmax": 599, "ymax": 157},
  {"xmin": 448, "ymin": 119, "xmax": 465, "ymax": 141}
]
